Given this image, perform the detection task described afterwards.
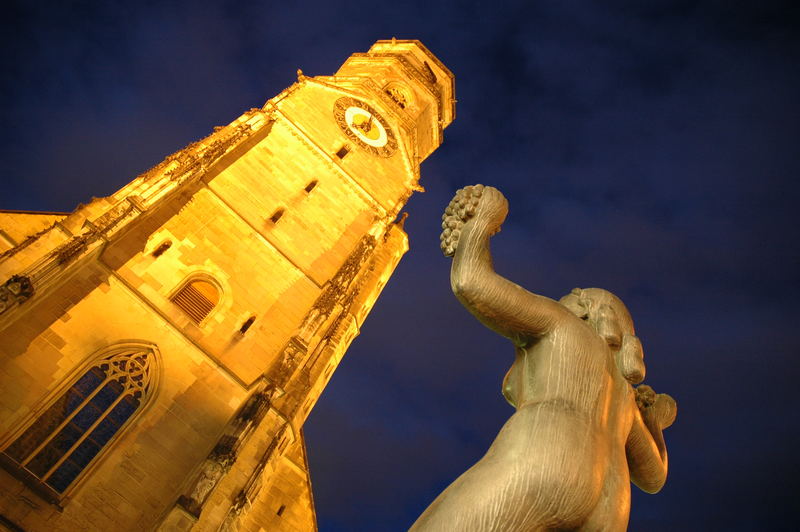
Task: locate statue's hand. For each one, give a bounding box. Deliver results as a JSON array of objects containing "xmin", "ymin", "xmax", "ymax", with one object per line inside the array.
[
  {"xmin": 635, "ymin": 384, "xmax": 656, "ymax": 410},
  {"xmin": 635, "ymin": 385, "xmax": 677, "ymax": 430},
  {"xmin": 440, "ymin": 185, "xmax": 508, "ymax": 257}
]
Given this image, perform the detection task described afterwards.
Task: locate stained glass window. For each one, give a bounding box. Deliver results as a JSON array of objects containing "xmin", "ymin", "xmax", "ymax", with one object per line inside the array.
[{"xmin": 2, "ymin": 348, "xmax": 153, "ymax": 496}]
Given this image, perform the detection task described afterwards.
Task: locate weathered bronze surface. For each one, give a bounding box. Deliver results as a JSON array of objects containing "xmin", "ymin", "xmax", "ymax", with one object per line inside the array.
[{"xmin": 412, "ymin": 185, "xmax": 676, "ymax": 531}]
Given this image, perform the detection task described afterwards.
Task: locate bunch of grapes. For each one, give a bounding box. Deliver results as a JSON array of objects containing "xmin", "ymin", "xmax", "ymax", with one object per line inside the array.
[
  {"xmin": 440, "ymin": 184, "xmax": 484, "ymax": 257},
  {"xmin": 635, "ymin": 384, "xmax": 656, "ymax": 411}
]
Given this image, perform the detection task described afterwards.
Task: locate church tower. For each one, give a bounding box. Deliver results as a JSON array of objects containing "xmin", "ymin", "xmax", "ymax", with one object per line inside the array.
[{"xmin": 0, "ymin": 40, "xmax": 454, "ymax": 531}]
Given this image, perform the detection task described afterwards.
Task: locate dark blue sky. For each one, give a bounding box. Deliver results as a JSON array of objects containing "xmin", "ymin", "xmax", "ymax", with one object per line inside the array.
[{"xmin": 3, "ymin": 1, "xmax": 799, "ymax": 530}]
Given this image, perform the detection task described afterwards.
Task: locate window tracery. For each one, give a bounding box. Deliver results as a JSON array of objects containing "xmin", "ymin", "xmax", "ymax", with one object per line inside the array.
[{"xmin": 2, "ymin": 348, "xmax": 154, "ymax": 497}]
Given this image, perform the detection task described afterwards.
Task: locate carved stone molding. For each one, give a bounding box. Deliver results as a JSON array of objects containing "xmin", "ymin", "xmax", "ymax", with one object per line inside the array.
[
  {"xmin": 217, "ymin": 428, "xmax": 283, "ymax": 532},
  {"xmin": 174, "ymin": 383, "xmax": 275, "ymax": 520},
  {"xmin": 177, "ymin": 456, "xmax": 234, "ymax": 518},
  {"xmin": 294, "ymin": 234, "xmax": 377, "ymax": 347},
  {"xmin": 0, "ymin": 275, "xmax": 33, "ymax": 314}
]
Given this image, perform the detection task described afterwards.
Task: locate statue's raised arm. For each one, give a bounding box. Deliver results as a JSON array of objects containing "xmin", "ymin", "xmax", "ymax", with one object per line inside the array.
[
  {"xmin": 441, "ymin": 185, "xmax": 570, "ymax": 347},
  {"xmin": 413, "ymin": 185, "xmax": 676, "ymax": 532}
]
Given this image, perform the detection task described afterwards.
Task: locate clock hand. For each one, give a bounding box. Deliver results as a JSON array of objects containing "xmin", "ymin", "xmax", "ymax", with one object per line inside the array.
[
  {"xmin": 352, "ymin": 114, "xmax": 374, "ymax": 135},
  {"xmin": 351, "ymin": 115, "xmax": 367, "ymax": 132}
]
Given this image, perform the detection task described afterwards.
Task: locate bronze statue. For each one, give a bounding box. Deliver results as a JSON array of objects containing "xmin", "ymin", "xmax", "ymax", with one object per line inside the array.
[{"xmin": 411, "ymin": 185, "xmax": 676, "ymax": 531}]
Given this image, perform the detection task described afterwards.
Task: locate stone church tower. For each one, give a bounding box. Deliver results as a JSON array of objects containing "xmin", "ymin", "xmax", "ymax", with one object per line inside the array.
[{"xmin": 0, "ymin": 40, "xmax": 454, "ymax": 531}]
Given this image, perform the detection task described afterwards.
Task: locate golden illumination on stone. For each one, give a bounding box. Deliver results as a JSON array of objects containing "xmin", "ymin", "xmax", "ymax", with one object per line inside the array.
[{"xmin": 0, "ymin": 39, "xmax": 454, "ymax": 531}]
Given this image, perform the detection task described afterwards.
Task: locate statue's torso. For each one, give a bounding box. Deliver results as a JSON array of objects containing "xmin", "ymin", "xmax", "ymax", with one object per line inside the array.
[
  {"xmin": 503, "ymin": 319, "xmax": 615, "ymax": 412},
  {"xmin": 497, "ymin": 317, "xmax": 637, "ymax": 528}
]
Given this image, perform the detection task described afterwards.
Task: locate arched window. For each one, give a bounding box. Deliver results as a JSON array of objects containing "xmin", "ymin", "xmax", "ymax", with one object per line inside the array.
[
  {"xmin": 171, "ymin": 278, "xmax": 219, "ymax": 324},
  {"xmin": 383, "ymin": 81, "xmax": 414, "ymax": 110},
  {"xmin": 2, "ymin": 347, "xmax": 154, "ymax": 497}
]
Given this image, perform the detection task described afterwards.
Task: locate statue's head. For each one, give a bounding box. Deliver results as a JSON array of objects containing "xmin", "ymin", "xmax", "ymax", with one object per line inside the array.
[{"xmin": 559, "ymin": 287, "xmax": 645, "ymax": 384}]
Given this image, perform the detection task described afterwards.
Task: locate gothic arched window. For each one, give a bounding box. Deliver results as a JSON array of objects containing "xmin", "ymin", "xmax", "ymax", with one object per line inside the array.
[
  {"xmin": 1, "ymin": 347, "xmax": 154, "ymax": 497},
  {"xmin": 171, "ymin": 278, "xmax": 219, "ymax": 324}
]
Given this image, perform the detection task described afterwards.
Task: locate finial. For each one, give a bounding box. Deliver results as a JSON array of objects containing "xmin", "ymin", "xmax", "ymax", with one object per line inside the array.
[
  {"xmin": 296, "ymin": 69, "xmax": 304, "ymax": 81},
  {"xmin": 392, "ymin": 37, "xmax": 397, "ymax": 45}
]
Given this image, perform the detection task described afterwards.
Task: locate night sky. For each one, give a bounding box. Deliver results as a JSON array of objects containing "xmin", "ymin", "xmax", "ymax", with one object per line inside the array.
[{"xmin": 3, "ymin": 1, "xmax": 800, "ymax": 530}]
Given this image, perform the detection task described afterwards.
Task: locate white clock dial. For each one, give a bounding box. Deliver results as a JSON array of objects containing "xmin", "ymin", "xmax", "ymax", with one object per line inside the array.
[
  {"xmin": 333, "ymin": 97, "xmax": 398, "ymax": 158},
  {"xmin": 344, "ymin": 106, "xmax": 388, "ymax": 148}
]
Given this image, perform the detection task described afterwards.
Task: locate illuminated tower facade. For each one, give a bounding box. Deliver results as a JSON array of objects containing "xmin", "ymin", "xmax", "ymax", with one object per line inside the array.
[{"xmin": 0, "ymin": 40, "xmax": 454, "ymax": 531}]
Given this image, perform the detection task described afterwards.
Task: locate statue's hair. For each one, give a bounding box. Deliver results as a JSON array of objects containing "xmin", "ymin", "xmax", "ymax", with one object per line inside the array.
[
  {"xmin": 569, "ymin": 287, "xmax": 635, "ymax": 335},
  {"xmin": 564, "ymin": 287, "xmax": 645, "ymax": 383}
]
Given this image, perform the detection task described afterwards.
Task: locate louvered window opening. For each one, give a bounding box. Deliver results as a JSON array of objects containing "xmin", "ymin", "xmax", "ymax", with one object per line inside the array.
[
  {"xmin": 171, "ymin": 280, "xmax": 218, "ymax": 324},
  {"xmin": 2, "ymin": 350, "xmax": 152, "ymax": 495}
]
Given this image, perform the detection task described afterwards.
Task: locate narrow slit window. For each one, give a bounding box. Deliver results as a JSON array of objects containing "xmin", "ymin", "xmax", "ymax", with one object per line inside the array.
[
  {"xmin": 277, "ymin": 504, "xmax": 286, "ymax": 516},
  {"xmin": 1, "ymin": 349, "xmax": 153, "ymax": 497},
  {"xmin": 171, "ymin": 279, "xmax": 219, "ymax": 324},
  {"xmin": 335, "ymin": 145, "xmax": 350, "ymax": 159},
  {"xmin": 269, "ymin": 208, "xmax": 285, "ymax": 224},
  {"xmin": 239, "ymin": 316, "xmax": 256, "ymax": 334},
  {"xmin": 304, "ymin": 180, "xmax": 318, "ymax": 193},
  {"xmin": 151, "ymin": 240, "xmax": 172, "ymax": 258}
]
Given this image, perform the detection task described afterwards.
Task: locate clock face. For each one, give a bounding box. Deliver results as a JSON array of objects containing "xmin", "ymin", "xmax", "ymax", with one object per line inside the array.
[{"xmin": 333, "ymin": 97, "xmax": 397, "ymax": 157}]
